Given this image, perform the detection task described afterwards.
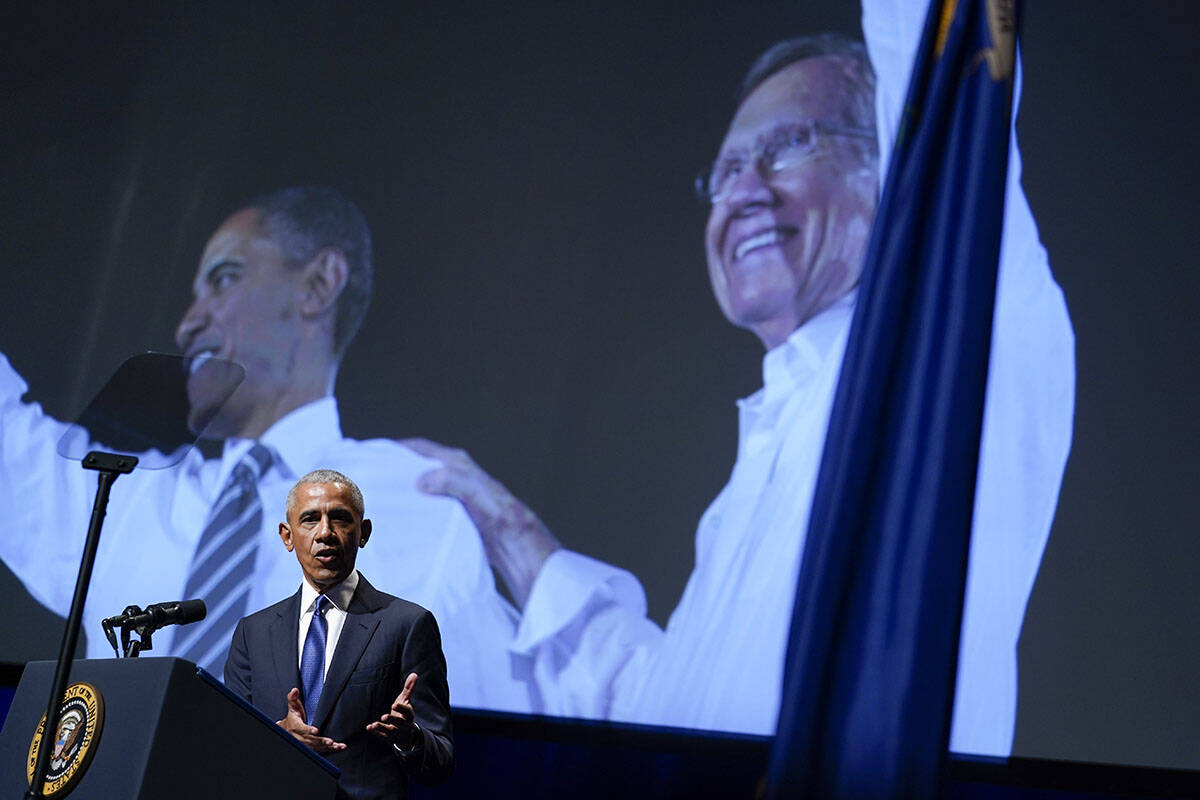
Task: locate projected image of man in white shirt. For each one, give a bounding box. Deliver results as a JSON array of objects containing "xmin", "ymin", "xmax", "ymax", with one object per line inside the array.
[
  {"xmin": 407, "ymin": 4, "xmax": 1074, "ymax": 757},
  {"xmin": 0, "ymin": 187, "xmax": 531, "ymax": 712}
]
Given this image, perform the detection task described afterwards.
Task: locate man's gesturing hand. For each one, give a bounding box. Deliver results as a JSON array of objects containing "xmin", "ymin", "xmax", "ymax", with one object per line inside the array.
[
  {"xmin": 403, "ymin": 438, "xmax": 562, "ymax": 607},
  {"xmin": 366, "ymin": 672, "xmax": 421, "ymax": 748},
  {"xmin": 278, "ymin": 687, "xmax": 347, "ymax": 753}
]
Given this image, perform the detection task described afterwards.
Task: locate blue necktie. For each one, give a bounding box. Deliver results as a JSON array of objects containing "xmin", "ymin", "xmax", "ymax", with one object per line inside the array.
[
  {"xmin": 173, "ymin": 443, "xmax": 273, "ymax": 675},
  {"xmin": 301, "ymin": 595, "xmax": 329, "ymax": 724}
]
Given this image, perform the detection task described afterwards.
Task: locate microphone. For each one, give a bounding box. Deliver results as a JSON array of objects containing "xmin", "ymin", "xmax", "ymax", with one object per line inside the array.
[
  {"xmin": 103, "ymin": 599, "xmax": 207, "ymax": 636},
  {"xmin": 102, "ymin": 599, "xmax": 207, "ymax": 658}
]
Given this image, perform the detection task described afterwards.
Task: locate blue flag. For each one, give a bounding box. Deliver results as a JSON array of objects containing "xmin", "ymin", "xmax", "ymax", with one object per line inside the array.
[{"xmin": 765, "ymin": 1, "xmax": 1018, "ymax": 797}]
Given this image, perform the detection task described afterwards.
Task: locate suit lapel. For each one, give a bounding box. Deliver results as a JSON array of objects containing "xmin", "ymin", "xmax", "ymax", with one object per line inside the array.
[
  {"xmin": 312, "ymin": 577, "xmax": 383, "ymax": 730},
  {"xmin": 268, "ymin": 590, "xmax": 302, "ymax": 704}
]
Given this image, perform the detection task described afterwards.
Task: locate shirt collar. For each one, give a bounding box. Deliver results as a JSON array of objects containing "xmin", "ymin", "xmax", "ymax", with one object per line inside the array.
[
  {"xmin": 745, "ymin": 289, "xmax": 858, "ymax": 411},
  {"xmin": 300, "ymin": 569, "xmax": 360, "ymax": 614},
  {"xmin": 220, "ymin": 396, "xmax": 343, "ymax": 483}
]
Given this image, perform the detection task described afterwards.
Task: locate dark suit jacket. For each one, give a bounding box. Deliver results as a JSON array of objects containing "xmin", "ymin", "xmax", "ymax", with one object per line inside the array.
[{"xmin": 225, "ymin": 573, "xmax": 454, "ymax": 800}]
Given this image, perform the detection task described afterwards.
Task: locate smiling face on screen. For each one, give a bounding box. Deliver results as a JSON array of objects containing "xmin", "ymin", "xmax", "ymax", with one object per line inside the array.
[{"xmin": 703, "ymin": 56, "xmax": 878, "ymax": 349}]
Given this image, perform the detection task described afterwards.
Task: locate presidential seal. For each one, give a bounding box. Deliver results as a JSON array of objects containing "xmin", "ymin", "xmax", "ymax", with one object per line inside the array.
[{"xmin": 26, "ymin": 682, "xmax": 104, "ymax": 798}]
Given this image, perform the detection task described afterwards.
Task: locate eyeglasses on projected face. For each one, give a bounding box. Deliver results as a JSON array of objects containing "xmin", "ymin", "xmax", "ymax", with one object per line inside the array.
[{"xmin": 695, "ymin": 119, "xmax": 875, "ymax": 204}]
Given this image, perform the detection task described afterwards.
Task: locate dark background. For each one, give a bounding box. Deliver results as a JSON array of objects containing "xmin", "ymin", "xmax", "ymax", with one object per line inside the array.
[
  {"xmin": 1015, "ymin": 2, "xmax": 1200, "ymax": 769},
  {"xmin": 0, "ymin": 0, "xmax": 1195, "ymax": 770}
]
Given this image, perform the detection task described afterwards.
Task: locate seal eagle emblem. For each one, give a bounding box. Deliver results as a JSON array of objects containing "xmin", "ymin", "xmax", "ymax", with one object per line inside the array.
[{"xmin": 26, "ymin": 682, "xmax": 105, "ymax": 797}]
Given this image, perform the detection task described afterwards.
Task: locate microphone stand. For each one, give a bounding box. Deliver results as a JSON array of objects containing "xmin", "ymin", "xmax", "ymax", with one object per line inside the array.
[
  {"xmin": 26, "ymin": 451, "xmax": 136, "ymax": 800},
  {"xmin": 113, "ymin": 606, "xmax": 156, "ymax": 658}
]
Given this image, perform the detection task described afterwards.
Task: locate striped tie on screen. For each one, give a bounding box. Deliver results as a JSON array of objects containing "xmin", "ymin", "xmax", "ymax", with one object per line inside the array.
[{"xmin": 172, "ymin": 443, "xmax": 274, "ymax": 676}]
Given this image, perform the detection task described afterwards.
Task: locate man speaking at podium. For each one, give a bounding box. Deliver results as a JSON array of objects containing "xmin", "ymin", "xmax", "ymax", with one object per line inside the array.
[{"xmin": 225, "ymin": 469, "xmax": 454, "ymax": 800}]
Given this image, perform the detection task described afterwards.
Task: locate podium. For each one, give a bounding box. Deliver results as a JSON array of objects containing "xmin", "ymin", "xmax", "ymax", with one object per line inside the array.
[{"xmin": 0, "ymin": 658, "xmax": 339, "ymax": 799}]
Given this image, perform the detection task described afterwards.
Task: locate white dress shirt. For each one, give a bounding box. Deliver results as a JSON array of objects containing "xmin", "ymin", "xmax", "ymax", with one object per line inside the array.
[
  {"xmin": 298, "ymin": 570, "xmax": 360, "ymax": 677},
  {"xmin": 513, "ymin": 0, "xmax": 1075, "ymax": 757},
  {"xmin": 0, "ymin": 381, "xmax": 534, "ymax": 714}
]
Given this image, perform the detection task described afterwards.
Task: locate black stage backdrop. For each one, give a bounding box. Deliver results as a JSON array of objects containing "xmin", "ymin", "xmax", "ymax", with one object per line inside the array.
[{"xmin": 0, "ymin": 0, "xmax": 1196, "ymax": 771}]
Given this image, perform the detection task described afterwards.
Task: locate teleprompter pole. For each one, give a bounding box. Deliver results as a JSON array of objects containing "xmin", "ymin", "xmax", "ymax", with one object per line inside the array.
[{"xmin": 26, "ymin": 451, "xmax": 137, "ymax": 799}]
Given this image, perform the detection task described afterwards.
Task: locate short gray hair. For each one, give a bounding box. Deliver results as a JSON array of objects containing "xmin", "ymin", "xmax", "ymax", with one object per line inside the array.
[
  {"xmin": 737, "ymin": 33, "xmax": 877, "ymax": 170},
  {"xmin": 285, "ymin": 469, "xmax": 365, "ymax": 519}
]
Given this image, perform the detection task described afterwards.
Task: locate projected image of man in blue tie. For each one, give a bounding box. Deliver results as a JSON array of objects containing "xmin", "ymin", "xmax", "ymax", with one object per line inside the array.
[{"xmin": 224, "ymin": 469, "xmax": 454, "ymax": 799}]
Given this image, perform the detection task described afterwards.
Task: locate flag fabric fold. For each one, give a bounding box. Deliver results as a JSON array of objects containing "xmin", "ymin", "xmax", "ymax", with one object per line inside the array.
[{"xmin": 766, "ymin": 1, "xmax": 1019, "ymax": 797}]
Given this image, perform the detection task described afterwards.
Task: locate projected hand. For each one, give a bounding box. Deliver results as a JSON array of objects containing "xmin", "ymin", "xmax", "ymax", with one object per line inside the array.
[
  {"xmin": 403, "ymin": 438, "xmax": 561, "ymax": 607},
  {"xmin": 366, "ymin": 672, "xmax": 421, "ymax": 749},
  {"xmin": 278, "ymin": 687, "xmax": 347, "ymax": 753}
]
